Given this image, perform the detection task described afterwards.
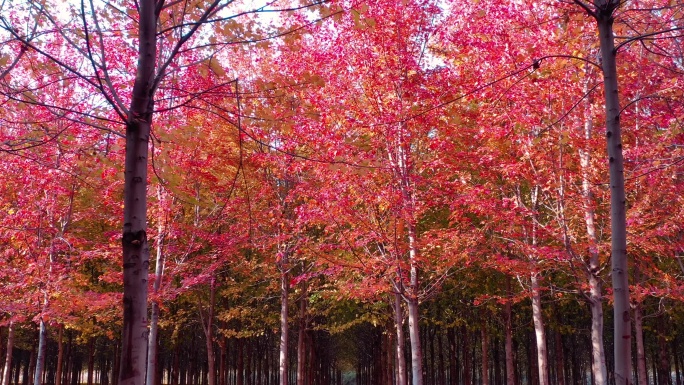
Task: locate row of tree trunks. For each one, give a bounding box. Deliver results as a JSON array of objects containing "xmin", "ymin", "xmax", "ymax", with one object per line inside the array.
[{"xmin": 3, "ymin": 311, "xmax": 684, "ymax": 385}]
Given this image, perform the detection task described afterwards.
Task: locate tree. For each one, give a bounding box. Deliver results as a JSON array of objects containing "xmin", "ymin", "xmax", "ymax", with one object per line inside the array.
[{"xmin": 0, "ymin": 1, "xmax": 333, "ymax": 384}]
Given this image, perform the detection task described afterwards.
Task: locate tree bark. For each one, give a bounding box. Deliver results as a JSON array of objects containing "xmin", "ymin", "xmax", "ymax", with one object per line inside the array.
[
  {"xmin": 296, "ymin": 291, "xmax": 307, "ymax": 385},
  {"xmin": 504, "ymin": 279, "xmax": 516, "ymax": 385},
  {"xmin": 2, "ymin": 322, "xmax": 14, "ymax": 385},
  {"xmin": 237, "ymin": 340, "xmax": 244, "ymax": 385},
  {"xmin": 33, "ymin": 320, "xmax": 47, "ymax": 385},
  {"xmin": 657, "ymin": 314, "xmax": 669, "ymax": 385},
  {"xmin": 279, "ymin": 256, "xmax": 289, "ymax": 385},
  {"xmin": 481, "ymin": 322, "xmax": 489, "ymax": 385},
  {"xmin": 118, "ymin": 1, "xmax": 156, "ymax": 384},
  {"xmin": 56, "ymin": 325, "xmax": 64, "ymax": 385},
  {"xmin": 553, "ymin": 329, "xmax": 565, "ymax": 385},
  {"xmin": 146, "ymin": 187, "xmax": 166, "ymax": 385},
  {"xmin": 203, "ymin": 279, "xmax": 217, "ymax": 385},
  {"xmin": 394, "ymin": 291, "xmax": 407, "ymax": 385},
  {"xmin": 406, "ymin": 224, "xmax": 424, "ymax": 385},
  {"xmin": 580, "ymin": 75, "xmax": 609, "ymax": 385},
  {"xmin": 462, "ymin": 326, "xmax": 471, "ymax": 385},
  {"xmin": 87, "ymin": 339, "xmax": 95, "ymax": 385},
  {"xmin": 530, "ymin": 274, "xmax": 548, "ymax": 385},
  {"xmin": 594, "ymin": 2, "xmax": 632, "ymax": 383},
  {"xmin": 446, "ymin": 327, "xmax": 457, "ymax": 385}
]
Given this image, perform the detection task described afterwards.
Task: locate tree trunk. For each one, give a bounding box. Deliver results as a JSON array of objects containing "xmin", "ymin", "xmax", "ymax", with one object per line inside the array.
[
  {"xmin": 56, "ymin": 325, "xmax": 64, "ymax": 385},
  {"xmin": 482, "ymin": 322, "xmax": 489, "ymax": 385},
  {"xmin": 437, "ymin": 329, "xmax": 445, "ymax": 385},
  {"xmin": 203, "ymin": 280, "xmax": 217, "ymax": 385},
  {"xmin": 2, "ymin": 322, "xmax": 14, "ymax": 385},
  {"xmin": 462, "ymin": 326, "xmax": 471, "ymax": 385},
  {"xmin": 118, "ymin": 0, "xmax": 156, "ymax": 382},
  {"xmin": 504, "ymin": 279, "xmax": 516, "ymax": 385},
  {"xmin": 553, "ymin": 329, "xmax": 565, "ymax": 385},
  {"xmin": 279, "ymin": 257, "xmax": 289, "ymax": 385},
  {"xmin": 447, "ymin": 328, "xmax": 457, "ymax": 385},
  {"xmin": 657, "ymin": 314, "xmax": 669, "ymax": 385},
  {"xmin": 673, "ymin": 339, "xmax": 681, "ymax": 385},
  {"xmin": 34, "ymin": 320, "xmax": 47, "ymax": 385},
  {"xmin": 394, "ymin": 292, "xmax": 407, "ymax": 385},
  {"xmin": 87, "ymin": 339, "xmax": 95, "ymax": 385},
  {"xmin": 530, "ymin": 274, "xmax": 548, "ymax": 385},
  {"xmin": 147, "ymin": 188, "xmax": 166, "ymax": 385},
  {"xmin": 594, "ymin": 2, "xmax": 632, "ymax": 383},
  {"xmin": 580, "ymin": 77, "xmax": 609, "ymax": 385},
  {"xmin": 296, "ymin": 292, "xmax": 307, "ymax": 385},
  {"xmin": 406, "ymin": 224, "xmax": 423, "ymax": 385},
  {"xmin": 219, "ymin": 337, "xmax": 227, "ymax": 385}
]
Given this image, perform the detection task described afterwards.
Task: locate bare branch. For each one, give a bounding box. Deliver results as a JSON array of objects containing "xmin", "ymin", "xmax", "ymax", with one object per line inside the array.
[
  {"xmin": 615, "ymin": 27, "xmax": 684, "ymax": 53},
  {"xmin": 573, "ymin": 0, "xmax": 597, "ymax": 18}
]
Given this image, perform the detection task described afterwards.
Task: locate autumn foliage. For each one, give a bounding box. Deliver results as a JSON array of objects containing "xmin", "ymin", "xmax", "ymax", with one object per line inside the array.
[{"xmin": 1, "ymin": 0, "xmax": 684, "ymax": 385}]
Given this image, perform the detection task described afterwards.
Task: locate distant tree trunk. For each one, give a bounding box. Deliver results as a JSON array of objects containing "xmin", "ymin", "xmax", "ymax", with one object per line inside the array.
[
  {"xmin": 29, "ymin": 339, "xmax": 37, "ymax": 385},
  {"xmin": 56, "ymin": 325, "xmax": 64, "ymax": 385},
  {"xmin": 387, "ymin": 331, "xmax": 395, "ymax": 385},
  {"xmin": 579, "ymin": 79, "xmax": 609, "ymax": 385},
  {"xmin": 462, "ymin": 326, "xmax": 471, "ymax": 385},
  {"xmin": 657, "ymin": 314, "xmax": 670, "ymax": 385},
  {"xmin": 219, "ymin": 337, "xmax": 227, "ymax": 385},
  {"xmin": 296, "ymin": 291, "xmax": 307, "ymax": 385},
  {"xmin": 202, "ymin": 279, "xmax": 217, "ymax": 385},
  {"xmin": 87, "ymin": 338, "xmax": 95, "ymax": 385},
  {"xmin": 86, "ymin": 337, "xmax": 95, "ymax": 385},
  {"xmin": 2, "ymin": 322, "xmax": 14, "ymax": 385},
  {"xmin": 504, "ymin": 279, "xmax": 516, "ymax": 385},
  {"xmin": 279, "ymin": 254, "xmax": 289, "ymax": 385},
  {"xmin": 147, "ymin": 188, "xmax": 167, "ymax": 385},
  {"xmin": 394, "ymin": 291, "xmax": 407, "ymax": 385},
  {"xmin": 481, "ymin": 323, "xmax": 489, "ymax": 385},
  {"xmin": 673, "ymin": 339, "xmax": 681, "ymax": 385},
  {"xmin": 237, "ymin": 340, "xmax": 244, "ymax": 385},
  {"xmin": 406, "ymin": 223, "xmax": 424, "ymax": 385},
  {"xmin": 530, "ymin": 273, "xmax": 548, "ymax": 385},
  {"xmin": 437, "ymin": 329, "xmax": 445, "ymax": 385},
  {"xmin": 553, "ymin": 330, "xmax": 565, "ymax": 385},
  {"xmin": 494, "ymin": 337, "xmax": 502, "ymax": 385},
  {"xmin": 447, "ymin": 328, "xmax": 457, "ymax": 385},
  {"xmin": 634, "ymin": 302, "xmax": 647, "ymax": 385}
]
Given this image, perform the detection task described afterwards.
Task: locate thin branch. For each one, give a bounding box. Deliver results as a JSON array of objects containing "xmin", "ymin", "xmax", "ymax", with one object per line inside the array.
[
  {"xmin": 615, "ymin": 27, "xmax": 684, "ymax": 53},
  {"xmin": 573, "ymin": 0, "xmax": 597, "ymax": 18}
]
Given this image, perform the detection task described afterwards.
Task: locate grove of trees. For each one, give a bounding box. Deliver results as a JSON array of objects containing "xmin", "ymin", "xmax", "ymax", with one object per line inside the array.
[{"xmin": 1, "ymin": 0, "xmax": 683, "ymax": 385}]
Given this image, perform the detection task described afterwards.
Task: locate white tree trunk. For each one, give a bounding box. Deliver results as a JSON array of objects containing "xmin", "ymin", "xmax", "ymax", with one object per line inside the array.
[
  {"xmin": 406, "ymin": 226, "xmax": 423, "ymax": 385},
  {"xmin": 394, "ymin": 291, "xmax": 408, "ymax": 385},
  {"xmin": 146, "ymin": 201, "xmax": 166, "ymax": 385},
  {"xmin": 530, "ymin": 273, "xmax": 549, "ymax": 385},
  {"xmin": 581, "ymin": 94, "xmax": 608, "ymax": 385},
  {"xmin": 634, "ymin": 303, "xmax": 648, "ymax": 385},
  {"xmin": 2, "ymin": 322, "xmax": 14, "ymax": 385},
  {"xmin": 34, "ymin": 319, "xmax": 47, "ymax": 385},
  {"xmin": 279, "ymin": 260, "xmax": 289, "ymax": 385}
]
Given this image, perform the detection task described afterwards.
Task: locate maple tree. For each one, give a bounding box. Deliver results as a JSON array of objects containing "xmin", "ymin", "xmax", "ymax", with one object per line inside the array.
[{"xmin": 2, "ymin": 0, "xmax": 684, "ymax": 384}]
